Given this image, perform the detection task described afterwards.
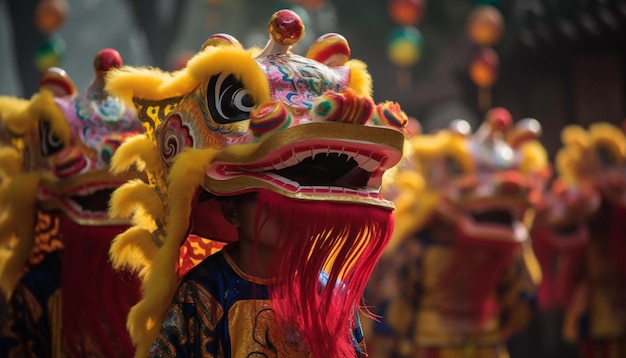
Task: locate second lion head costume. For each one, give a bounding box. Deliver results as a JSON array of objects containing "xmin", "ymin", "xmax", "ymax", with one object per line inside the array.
[{"xmin": 107, "ymin": 9, "xmax": 408, "ymax": 357}]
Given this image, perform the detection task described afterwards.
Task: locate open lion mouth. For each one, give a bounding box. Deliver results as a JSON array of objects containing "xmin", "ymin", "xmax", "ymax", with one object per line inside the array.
[
  {"xmin": 69, "ymin": 188, "xmax": 116, "ymax": 214},
  {"xmin": 273, "ymin": 152, "xmax": 369, "ymax": 188},
  {"xmin": 470, "ymin": 209, "xmax": 515, "ymax": 227},
  {"xmin": 37, "ymin": 180, "xmax": 126, "ymax": 224},
  {"xmin": 553, "ymin": 223, "xmax": 580, "ymax": 236}
]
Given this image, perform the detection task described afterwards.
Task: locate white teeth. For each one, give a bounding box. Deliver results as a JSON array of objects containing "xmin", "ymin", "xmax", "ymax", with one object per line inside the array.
[
  {"xmin": 361, "ymin": 157, "xmax": 381, "ymax": 172},
  {"xmin": 271, "ymin": 161, "xmax": 286, "ymax": 170},
  {"xmin": 310, "ymin": 146, "xmax": 329, "ymax": 158},
  {"xmin": 294, "ymin": 151, "xmax": 310, "ymax": 161},
  {"xmin": 351, "ymin": 152, "xmax": 380, "ymax": 172},
  {"xmin": 268, "ymin": 147, "xmax": 382, "ymax": 173},
  {"xmin": 74, "ymin": 185, "xmax": 108, "ymax": 196},
  {"xmin": 259, "ymin": 172, "xmax": 379, "ymax": 197},
  {"xmin": 343, "ymin": 188, "xmax": 359, "ymax": 196},
  {"xmin": 265, "ymin": 172, "xmax": 298, "ymax": 187},
  {"xmin": 67, "ymin": 199, "xmax": 82, "ymax": 212},
  {"xmin": 281, "ymin": 155, "xmax": 300, "ymax": 168},
  {"xmin": 271, "ymin": 151, "xmax": 301, "ymax": 170},
  {"xmin": 352, "ymin": 153, "xmax": 366, "ymax": 165}
]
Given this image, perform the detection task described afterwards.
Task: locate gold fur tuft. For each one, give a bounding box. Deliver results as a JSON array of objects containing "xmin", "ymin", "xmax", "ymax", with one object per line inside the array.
[
  {"xmin": 105, "ymin": 67, "xmax": 176, "ymax": 107},
  {"xmin": 0, "ymin": 96, "xmax": 30, "ymax": 136},
  {"xmin": 589, "ymin": 122, "xmax": 626, "ymax": 160},
  {"xmin": 345, "ymin": 59, "xmax": 373, "ymax": 99},
  {"xmin": 0, "ymin": 147, "xmax": 22, "ymax": 177},
  {"xmin": 106, "ymin": 46, "xmax": 271, "ymax": 107},
  {"xmin": 0, "ymin": 215, "xmax": 16, "ymax": 247},
  {"xmin": 109, "ymin": 180, "xmax": 164, "ymax": 221},
  {"xmin": 0, "ymin": 172, "xmax": 41, "ymax": 297},
  {"xmin": 27, "ymin": 91, "xmax": 71, "ymax": 145},
  {"xmin": 110, "ymin": 135, "xmax": 158, "ymax": 174},
  {"xmin": 561, "ymin": 125, "xmax": 590, "ymax": 149},
  {"xmin": 518, "ymin": 140, "xmax": 549, "ymax": 174},
  {"xmin": 109, "ymin": 226, "xmax": 157, "ymax": 277},
  {"xmin": 124, "ymin": 148, "xmax": 218, "ymax": 354}
]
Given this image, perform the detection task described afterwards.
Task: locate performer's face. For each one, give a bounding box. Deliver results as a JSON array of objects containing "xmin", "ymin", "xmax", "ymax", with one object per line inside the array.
[{"xmin": 221, "ymin": 193, "xmax": 282, "ymax": 248}]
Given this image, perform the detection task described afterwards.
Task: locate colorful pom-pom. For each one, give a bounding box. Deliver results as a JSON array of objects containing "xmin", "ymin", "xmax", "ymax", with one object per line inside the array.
[
  {"xmin": 311, "ymin": 92, "xmax": 343, "ymax": 122},
  {"xmin": 39, "ymin": 67, "xmax": 76, "ymax": 96},
  {"xmin": 374, "ymin": 101, "xmax": 408, "ymax": 129},
  {"xmin": 306, "ymin": 33, "xmax": 350, "ymax": 66},
  {"xmin": 202, "ymin": 33, "xmax": 240, "ymax": 49},
  {"xmin": 249, "ymin": 101, "xmax": 292, "ymax": 138}
]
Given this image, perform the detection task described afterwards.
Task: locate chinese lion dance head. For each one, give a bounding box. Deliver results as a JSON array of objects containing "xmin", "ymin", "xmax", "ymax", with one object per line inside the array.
[
  {"xmin": 0, "ymin": 49, "xmax": 144, "ymax": 356},
  {"xmin": 385, "ymin": 108, "xmax": 549, "ymax": 319},
  {"xmin": 555, "ymin": 121, "xmax": 626, "ymax": 276},
  {"xmin": 391, "ymin": 107, "xmax": 550, "ymax": 247},
  {"xmin": 557, "ymin": 122, "xmax": 626, "ymax": 207},
  {"xmin": 106, "ymin": 9, "xmax": 408, "ymax": 357}
]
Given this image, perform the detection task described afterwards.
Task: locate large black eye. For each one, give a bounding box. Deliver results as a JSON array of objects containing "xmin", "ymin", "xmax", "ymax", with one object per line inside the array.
[
  {"xmin": 39, "ymin": 120, "xmax": 63, "ymax": 156},
  {"xmin": 445, "ymin": 155, "xmax": 464, "ymax": 177},
  {"xmin": 206, "ymin": 73, "xmax": 255, "ymax": 124},
  {"xmin": 597, "ymin": 145, "xmax": 616, "ymax": 167}
]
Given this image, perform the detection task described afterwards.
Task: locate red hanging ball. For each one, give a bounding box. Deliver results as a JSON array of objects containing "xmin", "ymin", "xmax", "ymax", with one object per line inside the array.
[{"xmin": 388, "ymin": 0, "xmax": 426, "ymax": 26}]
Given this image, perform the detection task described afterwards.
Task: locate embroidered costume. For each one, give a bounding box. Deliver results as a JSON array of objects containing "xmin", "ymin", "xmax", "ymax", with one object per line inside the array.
[{"xmin": 150, "ymin": 249, "xmax": 367, "ymax": 357}]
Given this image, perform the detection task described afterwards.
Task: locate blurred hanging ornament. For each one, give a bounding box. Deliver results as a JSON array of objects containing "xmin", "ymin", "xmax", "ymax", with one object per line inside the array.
[
  {"xmin": 34, "ymin": 35, "xmax": 66, "ymax": 72},
  {"xmin": 469, "ymin": 47, "xmax": 499, "ymax": 111},
  {"xmin": 34, "ymin": 0, "xmax": 69, "ymax": 34},
  {"xmin": 388, "ymin": 0, "xmax": 426, "ymax": 26},
  {"xmin": 387, "ymin": 26, "xmax": 424, "ymax": 90},
  {"xmin": 300, "ymin": 0, "xmax": 327, "ymax": 11},
  {"xmin": 467, "ymin": 5, "xmax": 504, "ymax": 46},
  {"xmin": 387, "ymin": 26, "xmax": 424, "ymax": 67}
]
